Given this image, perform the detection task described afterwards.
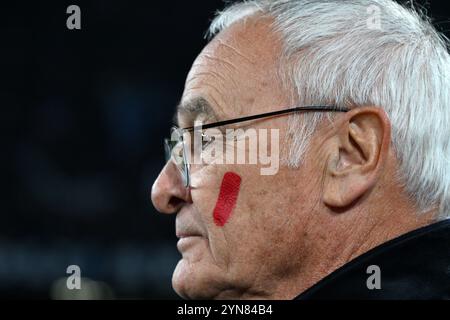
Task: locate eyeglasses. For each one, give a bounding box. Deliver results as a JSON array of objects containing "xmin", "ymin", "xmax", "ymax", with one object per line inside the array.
[{"xmin": 164, "ymin": 105, "xmax": 349, "ymax": 187}]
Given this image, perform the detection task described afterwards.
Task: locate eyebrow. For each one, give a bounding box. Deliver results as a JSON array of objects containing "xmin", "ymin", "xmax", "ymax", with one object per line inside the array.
[{"xmin": 175, "ymin": 97, "xmax": 218, "ymax": 128}]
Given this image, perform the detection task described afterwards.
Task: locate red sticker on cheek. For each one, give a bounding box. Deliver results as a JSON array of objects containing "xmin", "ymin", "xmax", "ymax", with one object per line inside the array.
[{"xmin": 213, "ymin": 172, "xmax": 242, "ymax": 227}]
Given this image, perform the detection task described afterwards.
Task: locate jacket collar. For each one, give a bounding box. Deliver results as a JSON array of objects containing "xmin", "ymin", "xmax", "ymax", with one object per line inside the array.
[{"xmin": 295, "ymin": 219, "xmax": 450, "ymax": 299}]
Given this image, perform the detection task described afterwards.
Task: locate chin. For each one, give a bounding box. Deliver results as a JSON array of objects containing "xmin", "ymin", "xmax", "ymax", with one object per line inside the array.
[{"xmin": 172, "ymin": 258, "xmax": 227, "ymax": 300}]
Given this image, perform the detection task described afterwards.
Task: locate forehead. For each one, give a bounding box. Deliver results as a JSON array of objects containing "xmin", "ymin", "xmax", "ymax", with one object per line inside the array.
[{"xmin": 178, "ymin": 16, "xmax": 288, "ymax": 126}]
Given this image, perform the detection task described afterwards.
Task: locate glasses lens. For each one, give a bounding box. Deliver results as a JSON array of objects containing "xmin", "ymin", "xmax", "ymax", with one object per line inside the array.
[
  {"xmin": 181, "ymin": 142, "xmax": 190, "ymax": 187},
  {"xmin": 165, "ymin": 127, "xmax": 190, "ymax": 187}
]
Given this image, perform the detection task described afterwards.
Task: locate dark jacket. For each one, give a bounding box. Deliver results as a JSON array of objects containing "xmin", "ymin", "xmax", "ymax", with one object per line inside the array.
[{"xmin": 296, "ymin": 219, "xmax": 450, "ymax": 299}]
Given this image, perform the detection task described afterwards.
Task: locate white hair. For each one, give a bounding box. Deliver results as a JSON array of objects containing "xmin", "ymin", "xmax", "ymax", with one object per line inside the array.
[{"xmin": 208, "ymin": 0, "xmax": 450, "ymax": 219}]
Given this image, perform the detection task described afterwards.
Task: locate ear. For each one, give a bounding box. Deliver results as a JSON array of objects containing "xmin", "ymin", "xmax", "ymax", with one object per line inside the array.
[{"xmin": 322, "ymin": 106, "xmax": 391, "ymax": 208}]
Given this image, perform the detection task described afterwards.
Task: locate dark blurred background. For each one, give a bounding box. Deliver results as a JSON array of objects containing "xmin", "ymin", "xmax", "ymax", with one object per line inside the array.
[{"xmin": 1, "ymin": 0, "xmax": 449, "ymax": 299}]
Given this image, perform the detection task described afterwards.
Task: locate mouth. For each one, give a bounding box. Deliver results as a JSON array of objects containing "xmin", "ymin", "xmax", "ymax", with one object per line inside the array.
[
  {"xmin": 177, "ymin": 234, "xmax": 202, "ymax": 239},
  {"xmin": 176, "ymin": 231, "xmax": 203, "ymax": 239}
]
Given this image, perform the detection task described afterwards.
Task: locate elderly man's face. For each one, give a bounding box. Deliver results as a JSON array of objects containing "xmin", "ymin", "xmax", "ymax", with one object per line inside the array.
[{"xmin": 152, "ymin": 18, "xmax": 326, "ymax": 299}]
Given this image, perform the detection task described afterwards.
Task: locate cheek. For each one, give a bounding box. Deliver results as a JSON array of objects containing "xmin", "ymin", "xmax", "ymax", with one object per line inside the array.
[{"xmin": 213, "ymin": 172, "xmax": 242, "ymax": 226}]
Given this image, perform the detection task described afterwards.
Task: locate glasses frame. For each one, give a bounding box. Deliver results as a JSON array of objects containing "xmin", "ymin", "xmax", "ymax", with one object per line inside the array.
[{"xmin": 165, "ymin": 105, "xmax": 349, "ymax": 187}]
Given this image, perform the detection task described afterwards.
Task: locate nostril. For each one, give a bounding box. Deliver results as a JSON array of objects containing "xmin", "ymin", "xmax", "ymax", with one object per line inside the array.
[{"xmin": 168, "ymin": 196, "xmax": 184, "ymax": 210}]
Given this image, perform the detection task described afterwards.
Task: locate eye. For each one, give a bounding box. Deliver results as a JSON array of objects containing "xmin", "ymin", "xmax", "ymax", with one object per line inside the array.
[{"xmin": 201, "ymin": 132, "xmax": 216, "ymax": 150}]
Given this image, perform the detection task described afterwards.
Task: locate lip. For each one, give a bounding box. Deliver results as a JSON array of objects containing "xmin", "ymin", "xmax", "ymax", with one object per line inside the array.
[{"xmin": 176, "ymin": 236, "xmax": 203, "ymax": 251}]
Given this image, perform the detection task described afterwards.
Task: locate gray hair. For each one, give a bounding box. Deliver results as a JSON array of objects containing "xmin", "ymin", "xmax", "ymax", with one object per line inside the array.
[{"xmin": 208, "ymin": 0, "xmax": 450, "ymax": 219}]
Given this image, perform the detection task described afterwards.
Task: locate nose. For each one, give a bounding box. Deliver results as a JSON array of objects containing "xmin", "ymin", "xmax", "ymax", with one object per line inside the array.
[{"xmin": 151, "ymin": 161, "xmax": 192, "ymax": 214}]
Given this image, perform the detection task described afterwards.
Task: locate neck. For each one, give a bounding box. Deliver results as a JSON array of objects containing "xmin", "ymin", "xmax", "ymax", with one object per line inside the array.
[{"xmin": 266, "ymin": 200, "xmax": 436, "ymax": 299}]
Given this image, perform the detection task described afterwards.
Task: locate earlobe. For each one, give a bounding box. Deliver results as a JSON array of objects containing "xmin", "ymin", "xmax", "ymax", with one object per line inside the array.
[{"xmin": 323, "ymin": 107, "xmax": 391, "ymax": 209}]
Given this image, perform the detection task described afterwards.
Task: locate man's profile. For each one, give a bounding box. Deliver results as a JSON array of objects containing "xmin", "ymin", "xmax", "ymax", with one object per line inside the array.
[{"xmin": 151, "ymin": 0, "xmax": 450, "ymax": 299}]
